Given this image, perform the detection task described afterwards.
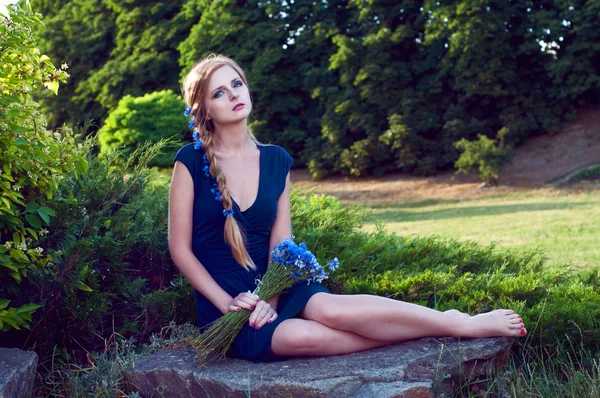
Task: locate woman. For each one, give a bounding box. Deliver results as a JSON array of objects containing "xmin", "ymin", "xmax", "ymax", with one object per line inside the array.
[{"xmin": 168, "ymin": 54, "xmax": 526, "ymax": 363}]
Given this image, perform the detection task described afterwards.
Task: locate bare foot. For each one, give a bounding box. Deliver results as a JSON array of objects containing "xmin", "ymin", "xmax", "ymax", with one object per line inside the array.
[
  {"xmin": 461, "ymin": 309, "xmax": 526, "ymax": 338},
  {"xmin": 444, "ymin": 309, "xmax": 470, "ymax": 318}
]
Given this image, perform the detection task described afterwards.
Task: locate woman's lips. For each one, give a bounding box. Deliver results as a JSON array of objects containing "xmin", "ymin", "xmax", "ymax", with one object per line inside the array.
[{"xmin": 232, "ymin": 103, "xmax": 245, "ymax": 111}]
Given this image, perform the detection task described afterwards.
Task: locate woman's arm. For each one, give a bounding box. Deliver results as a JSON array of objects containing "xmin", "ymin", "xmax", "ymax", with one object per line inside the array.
[
  {"xmin": 168, "ymin": 161, "xmax": 233, "ymax": 315},
  {"xmin": 265, "ymin": 170, "xmax": 293, "ymax": 311}
]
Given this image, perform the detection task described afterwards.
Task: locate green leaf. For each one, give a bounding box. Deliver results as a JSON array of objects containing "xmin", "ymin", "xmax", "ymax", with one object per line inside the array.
[
  {"xmin": 16, "ymin": 303, "xmax": 42, "ymax": 314},
  {"xmin": 37, "ymin": 208, "xmax": 50, "ymax": 224},
  {"xmin": 75, "ymin": 281, "xmax": 93, "ymax": 292},
  {"xmin": 38, "ymin": 206, "xmax": 56, "ymax": 216},
  {"xmin": 0, "ymin": 300, "xmax": 10, "ymax": 310},
  {"xmin": 25, "ymin": 228, "xmax": 38, "ymax": 240},
  {"xmin": 26, "ymin": 201, "xmax": 40, "ymax": 212},
  {"xmin": 9, "ymin": 248, "xmax": 28, "ymax": 262},
  {"xmin": 25, "ymin": 214, "xmax": 42, "ymax": 229},
  {"xmin": 43, "ymin": 80, "xmax": 59, "ymax": 95},
  {"xmin": 0, "ymin": 312, "xmax": 21, "ymax": 330},
  {"xmin": 74, "ymin": 158, "xmax": 89, "ymax": 175},
  {"xmin": 9, "ymin": 271, "xmax": 22, "ymax": 283}
]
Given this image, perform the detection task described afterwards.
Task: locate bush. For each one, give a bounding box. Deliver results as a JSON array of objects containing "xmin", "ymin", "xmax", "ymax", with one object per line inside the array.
[
  {"xmin": 454, "ymin": 133, "xmax": 515, "ymax": 186},
  {"xmin": 5, "ymin": 139, "xmax": 194, "ymax": 363},
  {"xmin": 0, "ymin": 4, "xmax": 87, "ymax": 332},
  {"xmin": 97, "ymin": 89, "xmax": 190, "ymax": 167}
]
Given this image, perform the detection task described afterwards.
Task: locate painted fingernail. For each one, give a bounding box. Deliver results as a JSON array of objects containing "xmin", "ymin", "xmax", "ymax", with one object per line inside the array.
[
  {"xmin": 249, "ymin": 322, "xmax": 254, "ymax": 327},
  {"xmin": 249, "ymin": 306, "xmax": 255, "ymax": 310},
  {"xmin": 521, "ymin": 329, "xmax": 526, "ymax": 335},
  {"xmin": 268, "ymin": 319, "xmax": 273, "ymax": 323}
]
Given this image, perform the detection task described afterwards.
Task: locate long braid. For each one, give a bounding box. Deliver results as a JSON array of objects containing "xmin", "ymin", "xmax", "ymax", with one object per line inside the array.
[
  {"xmin": 182, "ymin": 54, "xmax": 259, "ymax": 271},
  {"xmin": 202, "ymin": 130, "xmax": 256, "ymax": 271}
]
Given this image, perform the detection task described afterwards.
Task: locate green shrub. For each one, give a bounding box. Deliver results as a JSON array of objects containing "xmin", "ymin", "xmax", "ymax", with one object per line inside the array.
[
  {"xmin": 8, "ymin": 139, "xmax": 194, "ymax": 362},
  {"xmin": 454, "ymin": 133, "xmax": 514, "ymax": 186},
  {"xmin": 97, "ymin": 89, "xmax": 190, "ymax": 167},
  {"xmin": 0, "ymin": 4, "xmax": 87, "ymax": 332}
]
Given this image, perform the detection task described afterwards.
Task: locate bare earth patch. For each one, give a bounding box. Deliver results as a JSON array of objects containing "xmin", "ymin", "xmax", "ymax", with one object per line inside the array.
[{"xmin": 292, "ymin": 105, "xmax": 600, "ymax": 206}]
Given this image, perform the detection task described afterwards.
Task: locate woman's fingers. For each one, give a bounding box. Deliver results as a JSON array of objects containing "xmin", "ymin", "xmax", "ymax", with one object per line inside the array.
[
  {"xmin": 268, "ymin": 311, "xmax": 278, "ymax": 323},
  {"xmin": 249, "ymin": 301, "xmax": 274, "ymax": 330},
  {"xmin": 255, "ymin": 309, "xmax": 277, "ymax": 329},
  {"xmin": 232, "ymin": 293, "xmax": 259, "ymax": 310}
]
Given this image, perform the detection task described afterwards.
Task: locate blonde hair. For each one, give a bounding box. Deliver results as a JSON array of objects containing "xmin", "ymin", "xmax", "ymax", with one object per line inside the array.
[{"xmin": 181, "ymin": 54, "xmax": 257, "ymax": 271}]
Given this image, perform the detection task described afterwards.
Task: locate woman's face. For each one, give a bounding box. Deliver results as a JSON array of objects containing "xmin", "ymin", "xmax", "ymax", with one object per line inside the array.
[{"xmin": 205, "ymin": 65, "xmax": 252, "ymax": 126}]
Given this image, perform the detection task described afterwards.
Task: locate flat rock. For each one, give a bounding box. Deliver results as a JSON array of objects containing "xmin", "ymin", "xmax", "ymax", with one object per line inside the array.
[
  {"xmin": 127, "ymin": 336, "xmax": 512, "ymax": 397},
  {"xmin": 0, "ymin": 348, "xmax": 38, "ymax": 398}
]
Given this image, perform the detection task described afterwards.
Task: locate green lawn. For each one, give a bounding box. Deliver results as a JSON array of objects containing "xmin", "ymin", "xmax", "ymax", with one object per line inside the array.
[{"xmin": 363, "ymin": 188, "xmax": 600, "ymax": 270}]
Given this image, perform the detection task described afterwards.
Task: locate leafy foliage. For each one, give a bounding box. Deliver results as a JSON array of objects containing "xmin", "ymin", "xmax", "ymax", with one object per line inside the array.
[
  {"xmin": 0, "ymin": 4, "xmax": 87, "ymax": 331},
  {"xmin": 454, "ymin": 133, "xmax": 515, "ymax": 185},
  {"xmin": 7, "ymin": 140, "xmax": 195, "ymax": 360},
  {"xmin": 98, "ymin": 89, "xmax": 189, "ymax": 167},
  {"xmin": 30, "ymin": 0, "xmax": 600, "ymax": 179}
]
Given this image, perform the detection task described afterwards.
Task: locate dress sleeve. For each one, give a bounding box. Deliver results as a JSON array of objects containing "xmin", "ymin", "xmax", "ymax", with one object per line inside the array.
[
  {"xmin": 282, "ymin": 147, "xmax": 294, "ymax": 177},
  {"xmin": 272, "ymin": 145, "xmax": 294, "ymax": 198},
  {"xmin": 173, "ymin": 144, "xmax": 199, "ymax": 191},
  {"xmin": 174, "ymin": 144, "xmax": 195, "ymax": 174}
]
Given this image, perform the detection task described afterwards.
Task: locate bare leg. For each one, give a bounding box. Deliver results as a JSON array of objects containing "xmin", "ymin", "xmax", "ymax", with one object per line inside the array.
[
  {"xmin": 300, "ymin": 293, "xmax": 525, "ymax": 341},
  {"xmin": 271, "ymin": 318, "xmax": 391, "ymax": 357}
]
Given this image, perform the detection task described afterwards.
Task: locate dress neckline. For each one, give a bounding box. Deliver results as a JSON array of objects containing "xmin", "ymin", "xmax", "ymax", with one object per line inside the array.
[{"xmin": 229, "ymin": 143, "xmax": 263, "ymax": 215}]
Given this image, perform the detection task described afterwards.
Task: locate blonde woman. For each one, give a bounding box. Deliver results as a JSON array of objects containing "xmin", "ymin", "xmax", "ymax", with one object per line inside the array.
[{"xmin": 168, "ymin": 54, "xmax": 527, "ymax": 363}]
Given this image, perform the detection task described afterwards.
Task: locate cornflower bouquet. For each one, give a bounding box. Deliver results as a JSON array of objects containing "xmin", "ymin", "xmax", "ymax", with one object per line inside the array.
[{"xmin": 191, "ymin": 237, "xmax": 339, "ymax": 360}]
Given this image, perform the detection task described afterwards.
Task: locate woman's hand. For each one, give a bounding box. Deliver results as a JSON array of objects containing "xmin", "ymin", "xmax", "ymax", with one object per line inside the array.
[
  {"xmin": 227, "ymin": 292, "xmax": 260, "ymax": 313},
  {"xmin": 248, "ymin": 299, "xmax": 278, "ymax": 330}
]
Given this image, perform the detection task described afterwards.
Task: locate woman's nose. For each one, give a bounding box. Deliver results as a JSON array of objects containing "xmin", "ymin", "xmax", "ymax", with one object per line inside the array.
[{"xmin": 230, "ymin": 91, "xmax": 239, "ymax": 100}]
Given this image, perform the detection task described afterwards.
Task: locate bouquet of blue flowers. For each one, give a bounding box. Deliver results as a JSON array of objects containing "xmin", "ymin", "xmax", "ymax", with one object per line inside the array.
[{"xmin": 191, "ymin": 237, "xmax": 339, "ymax": 360}]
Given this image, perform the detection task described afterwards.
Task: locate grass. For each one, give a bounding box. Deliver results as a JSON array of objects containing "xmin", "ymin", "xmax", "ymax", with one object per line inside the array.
[{"xmin": 362, "ymin": 187, "xmax": 600, "ymax": 270}]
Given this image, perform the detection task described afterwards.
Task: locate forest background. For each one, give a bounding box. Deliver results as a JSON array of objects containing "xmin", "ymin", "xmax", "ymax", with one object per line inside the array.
[{"xmin": 23, "ymin": 0, "xmax": 600, "ymax": 179}]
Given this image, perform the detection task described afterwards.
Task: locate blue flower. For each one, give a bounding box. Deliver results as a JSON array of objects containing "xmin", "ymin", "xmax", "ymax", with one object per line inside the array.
[
  {"xmin": 188, "ymin": 119, "xmax": 195, "ymax": 129},
  {"xmin": 184, "ymin": 106, "xmax": 191, "ymax": 117},
  {"xmin": 215, "ymin": 191, "xmax": 222, "ymax": 201},
  {"xmin": 203, "ymin": 165, "xmax": 210, "ymax": 177},
  {"xmin": 223, "ymin": 208, "xmax": 234, "ymax": 218},
  {"xmin": 192, "ymin": 131, "xmax": 200, "ymax": 141},
  {"xmin": 194, "ymin": 140, "xmax": 203, "ymax": 151},
  {"xmin": 327, "ymin": 258, "xmax": 339, "ymax": 271}
]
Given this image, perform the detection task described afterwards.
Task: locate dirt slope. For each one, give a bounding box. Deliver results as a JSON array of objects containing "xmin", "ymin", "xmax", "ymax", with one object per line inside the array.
[{"xmin": 501, "ymin": 105, "xmax": 600, "ymax": 186}]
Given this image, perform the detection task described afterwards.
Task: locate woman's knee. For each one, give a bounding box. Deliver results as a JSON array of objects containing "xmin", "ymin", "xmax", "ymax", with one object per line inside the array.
[
  {"xmin": 272, "ymin": 320, "xmax": 322, "ymax": 354},
  {"xmin": 304, "ymin": 293, "xmax": 348, "ymax": 327}
]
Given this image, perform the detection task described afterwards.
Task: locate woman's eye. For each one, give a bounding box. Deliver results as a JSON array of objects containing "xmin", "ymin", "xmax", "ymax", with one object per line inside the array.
[{"xmin": 213, "ymin": 81, "xmax": 242, "ymax": 98}]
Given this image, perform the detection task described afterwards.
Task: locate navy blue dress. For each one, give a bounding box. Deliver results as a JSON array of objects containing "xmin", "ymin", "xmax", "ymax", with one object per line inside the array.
[{"xmin": 174, "ymin": 142, "xmax": 330, "ymax": 363}]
